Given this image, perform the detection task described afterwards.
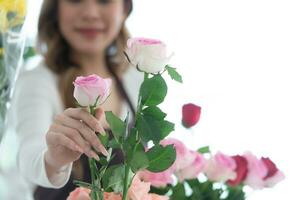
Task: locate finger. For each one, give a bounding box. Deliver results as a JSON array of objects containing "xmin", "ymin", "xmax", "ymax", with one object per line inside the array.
[
  {"xmin": 47, "ymin": 131, "xmax": 83, "ymax": 153},
  {"xmin": 51, "ymin": 123, "xmax": 101, "ymax": 159},
  {"xmin": 65, "ymin": 108, "xmax": 105, "ymax": 133},
  {"xmin": 95, "ymin": 107, "xmax": 104, "ymax": 120}
]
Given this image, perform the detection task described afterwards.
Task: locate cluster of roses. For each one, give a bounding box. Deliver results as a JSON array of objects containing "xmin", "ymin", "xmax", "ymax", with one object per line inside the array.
[
  {"xmin": 67, "ymin": 176, "xmax": 168, "ymax": 200},
  {"xmin": 68, "ymin": 37, "xmax": 284, "ymax": 200},
  {"xmin": 139, "ymin": 138, "xmax": 285, "ymax": 190}
]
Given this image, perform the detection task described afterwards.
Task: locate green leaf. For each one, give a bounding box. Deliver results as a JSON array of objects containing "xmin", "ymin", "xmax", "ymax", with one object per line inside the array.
[
  {"xmin": 99, "ymin": 157, "xmax": 108, "ymax": 166},
  {"xmin": 160, "ymin": 120, "xmax": 175, "ymax": 139},
  {"xmin": 98, "ymin": 132, "xmax": 109, "ymax": 148},
  {"xmin": 105, "ymin": 111, "xmax": 126, "ymax": 143},
  {"xmin": 146, "ymin": 144, "xmax": 176, "ymax": 172},
  {"xmin": 142, "ymin": 106, "xmax": 166, "ymax": 120},
  {"xmin": 171, "ymin": 183, "xmax": 186, "ymax": 200},
  {"xmin": 140, "ymin": 74, "xmax": 168, "ymax": 106},
  {"xmin": 226, "ymin": 186, "xmax": 246, "ymax": 200},
  {"xmin": 108, "ymin": 138, "xmax": 120, "ymax": 149},
  {"xmin": 166, "ymin": 65, "xmax": 183, "ymax": 83},
  {"xmin": 129, "ymin": 150, "xmax": 149, "ymax": 173},
  {"xmin": 136, "ymin": 114, "xmax": 174, "ymax": 144},
  {"xmin": 197, "ymin": 146, "xmax": 210, "ymax": 154},
  {"xmin": 106, "ymin": 165, "xmax": 124, "ymax": 193}
]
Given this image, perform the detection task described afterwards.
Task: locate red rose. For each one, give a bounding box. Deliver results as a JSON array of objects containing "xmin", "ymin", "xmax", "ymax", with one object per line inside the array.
[
  {"xmin": 182, "ymin": 103, "xmax": 201, "ymax": 128},
  {"xmin": 227, "ymin": 155, "xmax": 248, "ymax": 186},
  {"xmin": 261, "ymin": 157, "xmax": 278, "ymax": 179}
]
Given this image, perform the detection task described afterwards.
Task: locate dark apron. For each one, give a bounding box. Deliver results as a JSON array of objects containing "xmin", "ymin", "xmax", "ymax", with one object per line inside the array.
[{"xmin": 34, "ymin": 70, "xmax": 136, "ymax": 200}]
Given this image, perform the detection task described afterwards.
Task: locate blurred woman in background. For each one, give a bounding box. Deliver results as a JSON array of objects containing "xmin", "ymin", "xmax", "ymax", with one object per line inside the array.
[{"xmin": 11, "ymin": 0, "xmax": 142, "ymax": 199}]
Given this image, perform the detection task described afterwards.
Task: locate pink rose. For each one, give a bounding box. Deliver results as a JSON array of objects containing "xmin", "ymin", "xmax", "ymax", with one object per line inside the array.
[
  {"xmin": 204, "ymin": 152, "xmax": 237, "ymax": 182},
  {"xmin": 103, "ymin": 192, "xmax": 122, "ymax": 200},
  {"xmin": 227, "ymin": 155, "xmax": 248, "ymax": 186},
  {"xmin": 160, "ymin": 138, "xmax": 194, "ymax": 171},
  {"xmin": 175, "ymin": 150, "xmax": 206, "ymax": 182},
  {"xmin": 264, "ymin": 170, "xmax": 285, "ymax": 188},
  {"xmin": 243, "ymin": 152, "xmax": 268, "ymax": 189},
  {"xmin": 182, "ymin": 103, "xmax": 201, "ymax": 128},
  {"xmin": 262, "ymin": 157, "xmax": 285, "ymax": 187},
  {"xmin": 147, "ymin": 193, "xmax": 169, "ymax": 200},
  {"xmin": 243, "ymin": 153, "xmax": 285, "ymax": 189},
  {"xmin": 126, "ymin": 37, "xmax": 172, "ymax": 74},
  {"xmin": 139, "ymin": 170, "xmax": 174, "ymax": 188},
  {"xmin": 67, "ymin": 187, "xmax": 91, "ymax": 200},
  {"xmin": 73, "ymin": 74, "xmax": 111, "ymax": 107},
  {"xmin": 128, "ymin": 175, "xmax": 151, "ymax": 200}
]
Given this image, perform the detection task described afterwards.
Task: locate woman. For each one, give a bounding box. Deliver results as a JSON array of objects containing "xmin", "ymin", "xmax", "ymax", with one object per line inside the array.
[{"xmin": 10, "ymin": 0, "xmax": 142, "ymax": 199}]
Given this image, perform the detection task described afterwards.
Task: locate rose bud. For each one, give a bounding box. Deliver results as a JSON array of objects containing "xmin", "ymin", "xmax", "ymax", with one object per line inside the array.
[{"xmin": 182, "ymin": 103, "xmax": 201, "ymax": 128}]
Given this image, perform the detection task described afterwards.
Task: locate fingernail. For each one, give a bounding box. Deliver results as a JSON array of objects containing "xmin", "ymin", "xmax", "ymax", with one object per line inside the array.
[
  {"xmin": 96, "ymin": 123, "xmax": 102, "ymax": 132},
  {"xmin": 100, "ymin": 131, "xmax": 106, "ymax": 136},
  {"xmin": 102, "ymin": 148, "xmax": 109, "ymax": 157},
  {"xmin": 90, "ymin": 151, "xmax": 100, "ymax": 161}
]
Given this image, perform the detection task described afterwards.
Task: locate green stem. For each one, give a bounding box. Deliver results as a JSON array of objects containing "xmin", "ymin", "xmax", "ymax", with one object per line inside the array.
[
  {"xmin": 134, "ymin": 73, "xmax": 149, "ymax": 124},
  {"xmin": 122, "ymin": 164, "xmax": 130, "ymax": 200},
  {"xmin": 88, "ymin": 106, "xmax": 101, "ymax": 200}
]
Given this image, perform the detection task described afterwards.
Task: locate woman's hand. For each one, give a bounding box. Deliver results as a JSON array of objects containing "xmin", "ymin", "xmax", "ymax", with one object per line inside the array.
[{"xmin": 45, "ymin": 107, "xmax": 108, "ymax": 172}]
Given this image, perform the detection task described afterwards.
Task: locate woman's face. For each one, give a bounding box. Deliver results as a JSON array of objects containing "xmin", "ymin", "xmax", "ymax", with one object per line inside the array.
[{"xmin": 58, "ymin": 0, "xmax": 126, "ymax": 56}]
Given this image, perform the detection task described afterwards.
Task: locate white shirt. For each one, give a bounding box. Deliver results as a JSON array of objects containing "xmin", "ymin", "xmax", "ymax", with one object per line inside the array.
[{"xmin": 9, "ymin": 61, "xmax": 142, "ymax": 191}]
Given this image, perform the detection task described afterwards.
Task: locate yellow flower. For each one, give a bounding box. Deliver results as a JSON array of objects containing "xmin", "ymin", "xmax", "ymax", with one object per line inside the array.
[
  {"xmin": 0, "ymin": 0, "xmax": 27, "ymax": 31},
  {"xmin": 0, "ymin": 0, "xmax": 26, "ymax": 17}
]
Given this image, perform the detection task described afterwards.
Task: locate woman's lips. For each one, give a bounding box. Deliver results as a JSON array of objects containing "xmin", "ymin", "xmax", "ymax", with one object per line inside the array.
[{"xmin": 77, "ymin": 28, "xmax": 103, "ymax": 39}]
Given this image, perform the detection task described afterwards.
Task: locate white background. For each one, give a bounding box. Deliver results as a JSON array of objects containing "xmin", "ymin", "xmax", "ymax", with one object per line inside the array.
[
  {"xmin": 128, "ymin": 1, "xmax": 300, "ymax": 199},
  {"xmin": 2, "ymin": 0, "xmax": 300, "ymax": 199}
]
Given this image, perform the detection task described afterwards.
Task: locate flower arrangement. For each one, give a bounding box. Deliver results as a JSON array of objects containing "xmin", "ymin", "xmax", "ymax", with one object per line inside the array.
[
  {"xmin": 68, "ymin": 37, "xmax": 284, "ymax": 200},
  {"xmin": 0, "ymin": 0, "xmax": 30, "ymax": 140}
]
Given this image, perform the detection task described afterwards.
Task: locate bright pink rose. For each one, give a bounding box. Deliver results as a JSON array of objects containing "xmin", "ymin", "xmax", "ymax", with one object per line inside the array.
[
  {"xmin": 160, "ymin": 138, "xmax": 194, "ymax": 171},
  {"xmin": 227, "ymin": 155, "xmax": 248, "ymax": 186},
  {"xmin": 128, "ymin": 175, "xmax": 151, "ymax": 200},
  {"xmin": 126, "ymin": 37, "xmax": 172, "ymax": 74},
  {"xmin": 73, "ymin": 74, "xmax": 111, "ymax": 107},
  {"xmin": 175, "ymin": 150, "xmax": 206, "ymax": 182},
  {"xmin": 182, "ymin": 103, "xmax": 201, "ymax": 128},
  {"xmin": 147, "ymin": 193, "xmax": 169, "ymax": 200},
  {"xmin": 204, "ymin": 152, "xmax": 237, "ymax": 182},
  {"xmin": 67, "ymin": 187, "xmax": 91, "ymax": 200},
  {"xmin": 139, "ymin": 170, "xmax": 174, "ymax": 188}
]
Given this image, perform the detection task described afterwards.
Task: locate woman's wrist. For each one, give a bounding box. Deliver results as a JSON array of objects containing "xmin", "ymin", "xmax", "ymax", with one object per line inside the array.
[{"xmin": 44, "ymin": 149, "xmax": 67, "ymax": 173}]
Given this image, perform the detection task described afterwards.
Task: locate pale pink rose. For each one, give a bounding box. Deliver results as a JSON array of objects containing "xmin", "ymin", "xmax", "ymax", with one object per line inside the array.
[
  {"xmin": 128, "ymin": 175, "xmax": 151, "ymax": 200},
  {"xmin": 104, "ymin": 192, "xmax": 122, "ymax": 200},
  {"xmin": 204, "ymin": 152, "xmax": 237, "ymax": 182},
  {"xmin": 243, "ymin": 153, "xmax": 285, "ymax": 189},
  {"xmin": 175, "ymin": 150, "xmax": 206, "ymax": 182},
  {"xmin": 73, "ymin": 74, "xmax": 111, "ymax": 107},
  {"xmin": 243, "ymin": 152, "xmax": 268, "ymax": 189},
  {"xmin": 139, "ymin": 169, "xmax": 174, "ymax": 187},
  {"xmin": 264, "ymin": 170, "xmax": 285, "ymax": 188},
  {"xmin": 148, "ymin": 193, "xmax": 169, "ymax": 200},
  {"xmin": 160, "ymin": 138, "xmax": 194, "ymax": 171},
  {"xmin": 126, "ymin": 37, "xmax": 172, "ymax": 74},
  {"xmin": 67, "ymin": 187, "xmax": 91, "ymax": 200}
]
